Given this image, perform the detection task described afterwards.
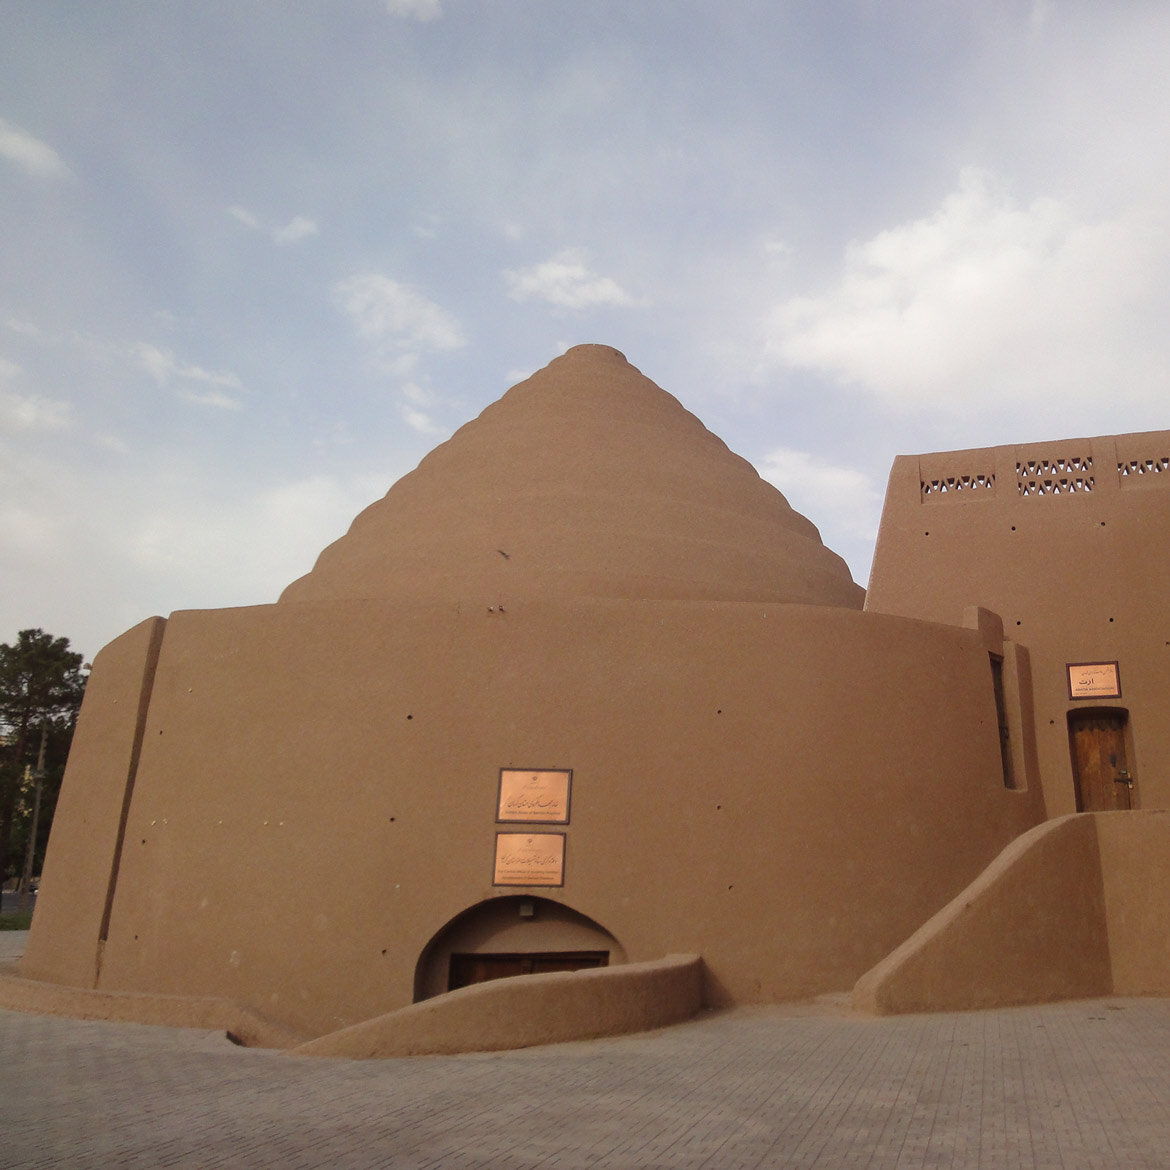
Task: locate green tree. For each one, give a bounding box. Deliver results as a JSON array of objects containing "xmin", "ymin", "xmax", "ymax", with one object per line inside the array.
[{"xmin": 0, "ymin": 630, "xmax": 87, "ymax": 908}]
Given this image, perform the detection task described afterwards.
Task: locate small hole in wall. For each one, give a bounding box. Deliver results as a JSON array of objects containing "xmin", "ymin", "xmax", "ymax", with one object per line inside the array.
[
  {"xmin": 924, "ymin": 531, "xmax": 930, "ymax": 537},
  {"xmin": 389, "ymin": 816, "xmax": 396, "ymax": 823},
  {"xmin": 140, "ymin": 839, "xmax": 146, "ymax": 845},
  {"xmin": 1011, "ymin": 525, "xmax": 1017, "ymax": 531},
  {"xmin": 1100, "ymin": 521, "xmax": 1106, "ymax": 527},
  {"xmin": 1016, "ymin": 620, "xmax": 1022, "ymax": 626},
  {"xmin": 381, "ymin": 949, "xmax": 387, "ymax": 956},
  {"xmin": 716, "ymin": 708, "xmax": 722, "ymax": 715},
  {"xmin": 1049, "ymin": 719, "xmax": 1055, "ymax": 725},
  {"xmin": 727, "ymin": 884, "xmax": 734, "ymax": 891},
  {"xmin": 406, "ymin": 714, "xmax": 413, "ymax": 720},
  {"xmin": 134, "ymin": 934, "xmax": 139, "ymax": 941},
  {"xmin": 1109, "ymin": 617, "xmax": 1115, "ymax": 623},
  {"xmin": 716, "ymin": 804, "xmax": 722, "ymax": 811}
]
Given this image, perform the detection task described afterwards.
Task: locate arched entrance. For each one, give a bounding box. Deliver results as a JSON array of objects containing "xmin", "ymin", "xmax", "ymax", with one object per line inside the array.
[
  {"xmin": 413, "ymin": 896, "xmax": 626, "ymax": 1001},
  {"xmin": 1068, "ymin": 707, "xmax": 1136, "ymax": 811}
]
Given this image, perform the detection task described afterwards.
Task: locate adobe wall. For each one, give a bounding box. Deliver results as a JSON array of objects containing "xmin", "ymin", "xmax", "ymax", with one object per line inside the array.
[
  {"xmin": 291, "ymin": 953, "xmax": 703, "ymax": 1060},
  {"xmin": 21, "ymin": 617, "xmax": 165, "ymax": 988},
  {"xmin": 852, "ymin": 815, "xmax": 1111, "ymax": 1014},
  {"xmin": 31, "ymin": 595, "xmax": 1043, "ymax": 1037},
  {"xmin": 853, "ymin": 810, "xmax": 1170, "ymax": 1013},
  {"xmin": 1096, "ymin": 810, "xmax": 1170, "ymax": 994},
  {"xmin": 865, "ymin": 432, "xmax": 1170, "ymax": 816}
]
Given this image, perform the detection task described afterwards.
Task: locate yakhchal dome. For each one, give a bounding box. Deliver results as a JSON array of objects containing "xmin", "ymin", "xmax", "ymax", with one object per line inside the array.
[
  {"xmin": 26, "ymin": 339, "xmax": 1170, "ymax": 1056},
  {"xmin": 281, "ymin": 344, "xmax": 863, "ymax": 608}
]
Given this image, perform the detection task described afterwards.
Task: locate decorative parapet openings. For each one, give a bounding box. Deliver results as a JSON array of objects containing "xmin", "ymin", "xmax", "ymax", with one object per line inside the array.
[
  {"xmin": 920, "ymin": 472, "xmax": 995, "ymax": 502},
  {"xmin": 1118, "ymin": 455, "xmax": 1170, "ymax": 486},
  {"xmin": 1016, "ymin": 455, "xmax": 1093, "ymax": 496}
]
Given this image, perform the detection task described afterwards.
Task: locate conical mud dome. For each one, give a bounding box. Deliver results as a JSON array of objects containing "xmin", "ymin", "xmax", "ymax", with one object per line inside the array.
[{"xmin": 280, "ymin": 345, "xmax": 863, "ymax": 607}]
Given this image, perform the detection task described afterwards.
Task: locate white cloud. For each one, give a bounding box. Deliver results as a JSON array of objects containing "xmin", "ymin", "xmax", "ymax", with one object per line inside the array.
[
  {"xmin": 400, "ymin": 381, "xmax": 429, "ymax": 405},
  {"xmin": 0, "ymin": 390, "xmax": 72, "ymax": 432},
  {"xmin": 176, "ymin": 389, "xmax": 244, "ymax": 411},
  {"xmin": 228, "ymin": 205, "xmax": 319, "ymax": 245},
  {"xmin": 132, "ymin": 343, "xmax": 243, "ymax": 398},
  {"xmin": 1028, "ymin": 0, "xmax": 1055, "ymax": 35},
  {"xmin": 399, "ymin": 403, "xmax": 446, "ymax": 436},
  {"xmin": 0, "ymin": 360, "xmax": 71, "ymax": 431},
  {"xmin": 129, "ymin": 473, "xmax": 382, "ymax": 586},
  {"xmin": 0, "ymin": 498, "xmax": 63, "ymax": 557},
  {"xmin": 273, "ymin": 216, "xmax": 319, "ymax": 245},
  {"xmin": 334, "ymin": 274, "xmax": 465, "ymax": 362},
  {"xmin": 761, "ymin": 234, "xmax": 792, "ymax": 258},
  {"xmin": 397, "ymin": 382, "xmax": 448, "ymax": 436},
  {"xmin": 384, "ymin": 0, "xmax": 441, "ymax": 20},
  {"xmin": 764, "ymin": 168, "xmax": 1168, "ymax": 418},
  {"xmin": 4, "ymin": 318, "xmax": 45, "ymax": 339},
  {"xmin": 757, "ymin": 447, "xmax": 883, "ymax": 546},
  {"xmin": 0, "ymin": 117, "xmax": 71, "ymax": 179},
  {"xmin": 0, "ymin": 433, "xmax": 393, "ymax": 660},
  {"xmin": 505, "ymin": 248, "xmax": 641, "ymax": 310}
]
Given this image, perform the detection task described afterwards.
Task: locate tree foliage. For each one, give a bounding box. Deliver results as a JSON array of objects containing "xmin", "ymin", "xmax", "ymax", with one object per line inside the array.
[{"xmin": 0, "ymin": 629, "xmax": 88, "ymax": 890}]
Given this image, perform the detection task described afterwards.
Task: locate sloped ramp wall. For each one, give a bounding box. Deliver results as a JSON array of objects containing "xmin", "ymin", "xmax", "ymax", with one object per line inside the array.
[
  {"xmin": 0, "ymin": 967, "xmax": 303, "ymax": 1049},
  {"xmin": 291, "ymin": 953, "xmax": 703, "ymax": 1059},
  {"xmin": 853, "ymin": 812, "xmax": 1170, "ymax": 1014}
]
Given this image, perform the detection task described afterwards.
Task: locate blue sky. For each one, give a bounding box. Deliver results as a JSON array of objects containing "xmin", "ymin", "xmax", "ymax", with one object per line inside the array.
[{"xmin": 3, "ymin": 1, "xmax": 1169, "ymax": 661}]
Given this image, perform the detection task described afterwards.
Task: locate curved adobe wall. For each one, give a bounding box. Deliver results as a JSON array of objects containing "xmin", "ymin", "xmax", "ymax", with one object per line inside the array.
[
  {"xmin": 291, "ymin": 953, "xmax": 703, "ymax": 1060},
  {"xmin": 30, "ymin": 595, "xmax": 1043, "ymax": 1037}
]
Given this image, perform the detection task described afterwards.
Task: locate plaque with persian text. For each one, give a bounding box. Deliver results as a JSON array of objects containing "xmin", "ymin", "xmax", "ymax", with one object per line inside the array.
[
  {"xmin": 493, "ymin": 832, "xmax": 566, "ymax": 887},
  {"xmin": 1067, "ymin": 661, "xmax": 1122, "ymax": 700},
  {"xmin": 496, "ymin": 768, "xmax": 572, "ymax": 824}
]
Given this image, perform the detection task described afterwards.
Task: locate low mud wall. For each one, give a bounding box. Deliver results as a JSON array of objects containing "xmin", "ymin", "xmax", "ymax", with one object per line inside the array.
[{"xmin": 292, "ymin": 953, "xmax": 704, "ymax": 1059}]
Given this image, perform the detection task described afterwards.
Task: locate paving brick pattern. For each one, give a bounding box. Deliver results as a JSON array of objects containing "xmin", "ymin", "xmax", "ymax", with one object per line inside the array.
[{"xmin": 2, "ymin": 933, "xmax": 1169, "ymax": 1169}]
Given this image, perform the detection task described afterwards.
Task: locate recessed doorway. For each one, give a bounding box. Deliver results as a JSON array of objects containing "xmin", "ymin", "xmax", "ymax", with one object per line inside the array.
[
  {"xmin": 449, "ymin": 950, "xmax": 609, "ymax": 991},
  {"xmin": 413, "ymin": 896, "xmax": 625, "ymax": 1001},
  {"xmin": 1068, "ymin": 709, "xmax": 1134, "ymax": 811}
]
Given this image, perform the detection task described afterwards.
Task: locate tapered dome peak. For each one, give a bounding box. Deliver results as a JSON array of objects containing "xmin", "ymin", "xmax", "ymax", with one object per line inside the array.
[{"xmin": 280, "ymin": 345, "xmax": 863, "ymax": 608}]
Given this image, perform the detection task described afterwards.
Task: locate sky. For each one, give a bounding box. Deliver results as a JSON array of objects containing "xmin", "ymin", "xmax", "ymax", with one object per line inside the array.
[{"xmin": 3, "ymin": 0, "xmax": 1169, "ymax": 663}]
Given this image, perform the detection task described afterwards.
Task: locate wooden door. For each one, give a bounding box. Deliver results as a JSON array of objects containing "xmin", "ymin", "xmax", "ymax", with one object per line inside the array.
[
  {"xmin": 1069, "ymin": 712, "xmax": 1133, "ymax": 811},
  {"xmin": 448, "ymin": 951, "xmax": 608, "ymax": 991}
]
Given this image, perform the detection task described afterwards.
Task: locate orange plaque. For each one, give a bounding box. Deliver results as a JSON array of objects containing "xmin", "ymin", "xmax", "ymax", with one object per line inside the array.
[
  {"xmin": 496, "ymin": 768, "xmax": 572, "ymax": 824},
  {"xmin": 493, "ymin": 833, "xmax": 565, "ymax": 887},
  {"xmin": 1067, "ymin": 661, "xmax": 1121, "ymax": 700}
]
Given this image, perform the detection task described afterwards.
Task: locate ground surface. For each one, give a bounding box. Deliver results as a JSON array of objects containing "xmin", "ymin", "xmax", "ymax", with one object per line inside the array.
[{"xmin": 2, "ymin": 933, "xmax": 1168, "ymax": 1169}]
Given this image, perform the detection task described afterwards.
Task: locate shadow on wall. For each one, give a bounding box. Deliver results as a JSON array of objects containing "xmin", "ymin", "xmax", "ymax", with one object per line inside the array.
[{"xmin": 853, "ymin": 811, "xmax": 1170, "ymax": 1014}]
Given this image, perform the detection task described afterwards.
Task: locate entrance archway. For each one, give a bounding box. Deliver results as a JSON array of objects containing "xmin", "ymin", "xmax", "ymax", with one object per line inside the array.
[{"xmin": 413, "ymin": 896, "xmax": 626, "ymax": 1001}]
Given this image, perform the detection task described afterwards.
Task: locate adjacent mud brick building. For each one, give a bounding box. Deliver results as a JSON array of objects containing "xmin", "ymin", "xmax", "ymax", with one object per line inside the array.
[
  {"xmin": 18, "ymin": 344, "xmax": 1170, "ymax": 1048},
  {"xmin": 867, "ymin": 436, "xmax": 1170, "ymax": 817}
]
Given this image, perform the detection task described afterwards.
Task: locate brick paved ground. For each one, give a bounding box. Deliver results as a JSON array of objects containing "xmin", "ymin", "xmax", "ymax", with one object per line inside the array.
[{"xmin": 3, "ymin": 932, "xmax": 1169, "ymax": 1169}]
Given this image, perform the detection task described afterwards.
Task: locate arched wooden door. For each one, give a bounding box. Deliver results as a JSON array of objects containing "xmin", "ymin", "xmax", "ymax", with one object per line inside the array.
[{"xmin": 1068, "ymin": 710, "xmax": 1134, "ymax": 811}]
